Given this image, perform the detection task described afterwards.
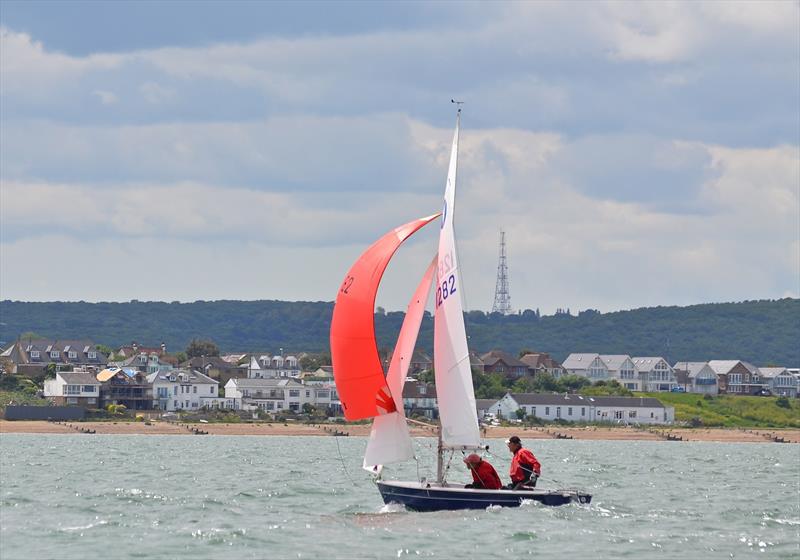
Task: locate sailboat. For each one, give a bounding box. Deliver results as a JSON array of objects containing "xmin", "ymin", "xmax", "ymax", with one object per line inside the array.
[{"xmin": 330, "ymin": 106, "xmax": 591, "ymax": 511}]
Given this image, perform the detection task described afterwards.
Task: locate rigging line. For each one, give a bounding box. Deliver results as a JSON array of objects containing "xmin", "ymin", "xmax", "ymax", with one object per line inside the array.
[{"xmin": 333, "ymin": 434, "xmax": 357, "ymax": 487}]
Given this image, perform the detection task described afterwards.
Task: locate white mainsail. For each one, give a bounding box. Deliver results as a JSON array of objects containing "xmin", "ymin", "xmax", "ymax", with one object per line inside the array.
[
  {"xmin": 363, "ymin": 256, "xmax": 437, "ymax": 470},
  {"xmin": 433, "ymin": 109, "xmax": 481, "ymax": 448}
]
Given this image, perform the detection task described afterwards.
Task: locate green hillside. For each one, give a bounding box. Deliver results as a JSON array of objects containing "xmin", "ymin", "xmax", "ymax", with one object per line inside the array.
[
  {"xmin": 645, "ymin": 393, "xmax": 800, "ymax": 428},
  {"xmin": 0, "ymin": 298, "xmax": 797, "ymax": 365}
]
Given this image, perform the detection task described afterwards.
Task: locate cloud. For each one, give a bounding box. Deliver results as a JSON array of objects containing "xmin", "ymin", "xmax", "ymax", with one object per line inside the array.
[{"xmin": 92, "ymin": 90, "xmax": 118, "ymax": 105}]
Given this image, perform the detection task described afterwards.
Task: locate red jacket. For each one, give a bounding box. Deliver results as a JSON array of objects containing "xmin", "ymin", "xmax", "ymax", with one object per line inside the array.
[
  {"xmin": 468, "ymin": 460, "xmax": 503, "ymax": 489},
  {"xmin": 510, "ymin": 448, "xmax": 541, "ymax": 483}
]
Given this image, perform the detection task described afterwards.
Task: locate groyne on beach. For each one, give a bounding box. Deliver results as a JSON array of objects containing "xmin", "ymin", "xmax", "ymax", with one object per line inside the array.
[{"xmin": 1, "ymin": 420, "xmax": 798, "ymax": 443}]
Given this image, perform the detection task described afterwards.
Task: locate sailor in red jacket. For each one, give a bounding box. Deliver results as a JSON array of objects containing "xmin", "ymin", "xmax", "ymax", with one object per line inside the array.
[
  {"xmin": 463, "ymin": 453, "xmax": 503, "ymax": 490},
  {"xmin": 506, "ymin": 436, "xmax": 541, "ymax": 489}
]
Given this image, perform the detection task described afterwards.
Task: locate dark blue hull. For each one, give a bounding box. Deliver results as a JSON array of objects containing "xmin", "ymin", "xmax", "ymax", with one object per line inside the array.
[{"xmin": 377, "ymin": 481, "xmax": 591, "ymax": 512}]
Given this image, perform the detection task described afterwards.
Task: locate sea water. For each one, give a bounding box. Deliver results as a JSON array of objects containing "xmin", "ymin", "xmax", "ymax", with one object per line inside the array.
[{"xmin": 1, "ymin": 434, "xmax": 797, "ymax": 559}]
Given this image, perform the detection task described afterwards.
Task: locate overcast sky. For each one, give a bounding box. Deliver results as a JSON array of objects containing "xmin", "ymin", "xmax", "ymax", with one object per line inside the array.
[{"xmin": 1, "ymin": 1, "xmax": 798, "ymax": 313}]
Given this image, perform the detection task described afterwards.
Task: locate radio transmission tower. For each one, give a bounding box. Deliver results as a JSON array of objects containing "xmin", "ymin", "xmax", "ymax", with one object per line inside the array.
[{"xmin": 492, "ymin": 230, "xmax": 513, "ymax": 314}]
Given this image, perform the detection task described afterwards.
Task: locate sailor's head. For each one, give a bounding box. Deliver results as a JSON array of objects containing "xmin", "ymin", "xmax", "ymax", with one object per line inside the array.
[
  {"xmin": 463, "ymin": 453, "xmax": 482, "ymax": 466},
  {"xmin": 505, "ymin": 436, "xmax": 522, "ymax": 452}
]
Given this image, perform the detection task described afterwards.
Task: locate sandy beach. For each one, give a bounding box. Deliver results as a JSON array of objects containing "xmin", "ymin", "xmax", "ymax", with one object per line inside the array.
[{"xmin": 1, "ymin": 420, "xmax": 798, "ymax": 443}]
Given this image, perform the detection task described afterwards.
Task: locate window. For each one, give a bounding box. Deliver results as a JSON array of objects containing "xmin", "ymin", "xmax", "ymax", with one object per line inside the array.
[
  {"xmin": 289, "ymin": 402, "xmax": 300, "ymax": 411},
  {"xmin": 173, "ymin": 386, "xmax": 178, "ymax": 395},
  {"xmin": 67, "ymin": 397, "xmax": 77, "ymax": 404},
  {"xmin": 629, "ymin": 411, "xmax": 637, "ymax": 418},
  {"xmin": 82, "ymin": 385, "xmax": 95, "ymax": 393},
  {"xmin": 581, "ymin": 407, "xmax": 585, "ymax": 416},
  {"xmin": 306, "ymin": 390, "xmax": 311, "ymax": 397},
  {"xmin": 157, "ymin": 387, "xmax": 169, "ymax": 398},
  {"xmin": 289, "ymin": 390, "xmax": 300, "ymax": 397},
  {"xmin": 193, "ymin": 386, "xmax": 197, "ymax": 394},
  {"xmin": 545, "ymin": 407, "xmax": 550, "ymax": 415},
  {"xmin": 317, "ymin": 390, "xmax": 329, "ymax": 398},
  {"xmin": 556, "ymin": 407, "xmax": 561, "ymax": 418},
  {"xmin": 65, "ymin": 385, "xmax": 81, "ymax": 395},
  {"xmin": 650, "ymin": 412, "xmax": 654, "ymax": 418},
  {"xmin": 30, "ymin": 350, "xmax": 40, "ymax": 358},
  {"xmin": 568, "ymin": 407, "xmax": 573, "ymax": 416},
  {"xmin": 185, "ymin": 400, "xmax": 189, "ymax": 408},
  {"xmin": 729, "ymin": 373, "xmax": 742, "ymax": 384},
  {"xmin": 531, "ymin": 407, "xmax": 536, "ymax": 416},
  {"xmin": 50, "ymin": 351, "xmax": 60, "ymax": 359},
  {"xmin": 192, "ymin": 402, "xmax": 198, "ymax": 408},
  {"xmin": 68, "ymin": 351, "xmax": 77, "ymax": 359},
  {"xmin": 88, "ymin": 398, "xmax": 96, "ymax": 404},
  {"xmin": 88, "ymin": 351, "xmax": 97, "ymax": 359},
  {"xmin": 614, "ymin": 410, "xmax": 623, "ymax": 419},
  {"xmin": 266, "ymin": 401, "xmax": 274, "ymax": 410},
  {"xmin": 419, "ymin": 386, "xmax": 426, "ymax": 395},
  {"xmin": 174, "ymin": 400, "xmax": 178, "ymax": 408},
  {"xmin": 210, "ymin": 386, "xmax": 215, "ymax": 394}
]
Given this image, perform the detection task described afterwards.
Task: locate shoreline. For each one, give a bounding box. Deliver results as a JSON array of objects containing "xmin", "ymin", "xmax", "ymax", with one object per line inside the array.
[{"xmin": 1, "ymin": 420, "xmax": 798, "ymax": 443}]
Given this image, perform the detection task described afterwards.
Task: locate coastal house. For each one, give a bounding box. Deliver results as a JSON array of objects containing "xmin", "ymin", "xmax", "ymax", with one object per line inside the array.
[
  {"xmin": 708, "ymin": 360, "xmax": 765, "ymax": 395},
  {"xmin": 43, "ymin": 371, "xmax": 101, "ymax": 407},
  {"xmin": 249, "ymin": 353, "xmax": 301, "ymax": 379},
  {"xmin": 599, "ymin": 355, "xmax": 640, "ymax": 390},
  {"xmin": 469, "ymin": 351, "xmax": 485, "ymax": 374},
  {"xmin": 116, "ymin": 351, "xmax": 175, "ymax": 374},
  {"xmin": 562, "ymin": 353, "xmax": 609, "ymax": 381},
  {"xmin": 758, "ymin": 367, "xmax": 797, "ymax": 398},
  {"xmin": 96, "ymin": 367, "xmax": 152, "ymax": 410},
  {"xmin": 402, "ymin": 381, "xmax": 438, "ymax": 419},
  {"xmin": 673, "ymin": 361, "xmax": 719, "ymax": 395},
  {"xmin": 1, "ymin": 339, "xmax": 107, "ymax": 377},
  {"xmin": 224, "ymin": 378, "xmax": 314, "ymax": 413},
  {"xmin": 147, "ymin": 368, "xmax": 219, "ymax": 411},
  {"xmin": 632, "ymin": 357, "xmax": 676, "ymax": 392},
  {"xmin": 181, "ymin": 356, "xmax": 242, "ymax": 386},
  {"xmin": 114, "ymin": 342, "xmax": 167, "ymax": 359},
  {"xmin": 490, "ymin": 393, "xmax": 674, "ymax": 425},
  {"xmin": 519, "ymin": 352, "xmax": 565, "ymax": 378},
  {"xmin": 480, "ymin": 350, "xmax": 529, "ymax": 378},
  {"xmin": 475, "ymin": 399, "xmax": 497, "ymax": 419}
]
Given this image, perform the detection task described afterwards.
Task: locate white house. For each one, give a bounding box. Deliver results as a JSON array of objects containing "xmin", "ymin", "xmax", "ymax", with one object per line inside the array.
[
  {"xmin": 246, "ymin": 353, "xmax": 302, "ymax": 379},
  {"xmin": 147, "ymin": 368, "xmax": 219, "ymax": 411},
  {"xmin": 562, "ymin": 353, "xmax": 609, "ymax": 380},
  {"xmin": 224, "ymin": 378, "xmax": 317, "ymax": 412},
  {"xmin": 402, "ymin": 381, "xmax": 438, "ymax": 419},
  {"xmin": 600, "ymin": 355, "xmax": 640, "ymax": 390},
  {"xmin": 758, "ymin": 367, "xmax": 797, "ymax": 397},
  {"xmin": 632, "ymin": 357, "xmax": 676, "ymax": 392},
  {"xmin": 490, "ymin": 393, "xmax": 674, "ymax": 425},
  {"xmin": 673, "ymin": 361, "xmax": 719, "ymax": 395},
  {"xmin": 43, "ymin": 370, "xmax": 101, "ymax": 407}
]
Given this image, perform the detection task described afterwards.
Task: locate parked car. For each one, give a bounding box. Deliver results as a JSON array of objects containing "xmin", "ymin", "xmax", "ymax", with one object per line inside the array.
[{"xmin": 670, "ymin": 387, "xmax": 686, "ymax": 393}]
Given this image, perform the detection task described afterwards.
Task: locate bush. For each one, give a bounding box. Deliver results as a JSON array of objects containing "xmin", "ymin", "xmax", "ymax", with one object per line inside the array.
[
  {"xmin": 135, "ymin": 414, "xmax": 145, "ymax": 422},
  {"xmin": 775, "ymin": 396, "xmax": 791, "ymax": 409}
]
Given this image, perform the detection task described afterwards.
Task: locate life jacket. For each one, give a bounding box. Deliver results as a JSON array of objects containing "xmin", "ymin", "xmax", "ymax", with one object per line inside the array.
[{"xmin": 509, "ymin": 447, "xmax": 541, "ymax": 483}]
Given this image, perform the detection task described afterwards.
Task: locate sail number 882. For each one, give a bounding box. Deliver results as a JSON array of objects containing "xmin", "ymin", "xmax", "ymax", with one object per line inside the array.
[{"xmin": 436, "ymin": 274, "xmax": 457, "ymax": 308}]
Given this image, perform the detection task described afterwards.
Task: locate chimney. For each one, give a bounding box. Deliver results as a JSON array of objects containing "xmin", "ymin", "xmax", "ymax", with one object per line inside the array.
[{"xmin": 161, "ymin": 342, "xmax": 166, "ymax": 354}]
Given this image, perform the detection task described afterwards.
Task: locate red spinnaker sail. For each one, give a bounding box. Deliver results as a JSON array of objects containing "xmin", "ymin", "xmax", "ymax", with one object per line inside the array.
[{"xmin": 330, "ymin": 214, "xmax": 440, "ymax": 420}]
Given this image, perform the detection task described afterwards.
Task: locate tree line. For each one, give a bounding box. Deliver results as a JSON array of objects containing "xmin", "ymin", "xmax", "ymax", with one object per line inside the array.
[{"xmin": 0, "ymin": 298, "xmax": 797, "ymax": 366}]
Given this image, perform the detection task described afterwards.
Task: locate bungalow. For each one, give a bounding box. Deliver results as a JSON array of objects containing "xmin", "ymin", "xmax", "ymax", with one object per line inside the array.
[
  {"xmin": 758, "ymin": 367, "xmax": 797, "ymax": 398},
  {"xmin": 43, "ymin": 371, "xmax": 101, "ymax": 407},
  {"xmin": 632, "ymin": 357, "xmax": 676, "ymax": 392},
  {"xmin": 147, "ymin": 368, "xmax": 219, "ymax": 411},
  {"xmin": 480, "ymin": 350, "xmax": 529, "ymax": 378},
  {"xmin": 673, "ymin": 361, "xmax": 719, "ymax": 395},
  {"xmin": 490, "ymin": 393, "xmax": 674, "ymax": 425},
  {"xmin": 708, "ymin": 360, "xmax": 765, "ymax": 395}
]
